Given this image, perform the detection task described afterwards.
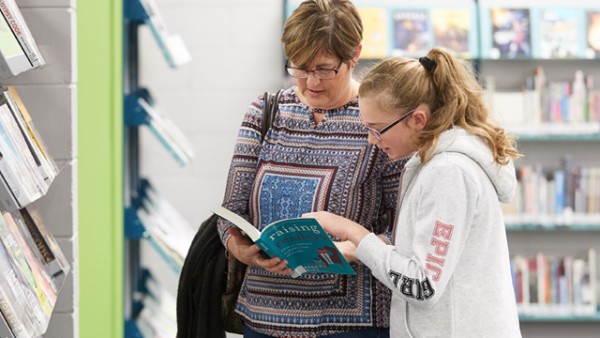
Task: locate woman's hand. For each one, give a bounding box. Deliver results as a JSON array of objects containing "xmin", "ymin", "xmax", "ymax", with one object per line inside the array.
[
  {"xmin": 302, "ymin": 211, "xmax": 371, "ymax": 246},
  {"xmin": 226, "ymin": 227, "xmax": 292, "ymax": 275}
]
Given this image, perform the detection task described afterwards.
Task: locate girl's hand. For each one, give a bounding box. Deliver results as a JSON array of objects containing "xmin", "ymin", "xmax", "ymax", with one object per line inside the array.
[
  {"xmin": 334, "ymin": 240, "xmax": 359, "ymax": 263},
  {"xmin": 302, "ymin": 211, "xmax": 370, "ymax": 246}
]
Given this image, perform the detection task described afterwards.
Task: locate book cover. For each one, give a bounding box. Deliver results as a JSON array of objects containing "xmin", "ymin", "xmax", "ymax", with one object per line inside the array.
[
  {"xmin": 6, "ymin": 86, "xmax": 59, "ymax": 182},
  {"xmin": 2, "ymin": 213, "xmax": 57, "ymax": 308},
  {"xmin": 487, "ymin": 7, "xmax": 532, "ymax": 59},
  {"xmin": 538, "ymin": 8, "xmax": 580, "ymax": 59},
  {"xmin": 0, "ymin": 215, "xmax": 49, "ymax": 335},
  {"xmin": 0, "ymin": 0, "xmax": 44, "ymax": 67},
  {"xmin": 0, "ymin": 239, "xmax": 38, "ymax": 338},
  {"xmin": 1, "ymin": 88, "xmax": 52, "ymax": 191},
  {"xmin": 391, "ymin": 9, "xmax": 430, "ymax": 57},
  {"xmin": 357, "ymin": 7, "xmax": 389, "ymax": 59},
  {"xmin": 212, "ymin": 206, "xmax": 356, "ymax": 278},
  {"xmin": 21, "ymin": 207, "xmax": 69, "ymax": 277},
  {"xmin": 431, "ymin": 8, "xmax": 472, "ymax": 58},
  {"xmin": 0, "ymin": 7, "xmax": 30, "ymax": 78},
  {"xmin": 0, "ymin": 101, "xmax": 43, "ymax": 210},
  {"xmin": 585, "ymin": 10, "xmax": 600, "ymax": 58},
  {"xmin": 0, "ymin": 95, "xmax": 47, "ymax": 195}
]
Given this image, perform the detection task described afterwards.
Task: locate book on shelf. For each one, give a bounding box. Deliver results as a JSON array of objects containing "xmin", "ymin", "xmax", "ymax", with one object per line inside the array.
[
  {"xmin": 138, "ymin": 96, "xmax": 194, "ymax": 166},
  {"xmin": 537, "ymin": 8, "xmax": 580, "ymax": 59},
  {"xmin": 391, "ymin": 8, "xmax": 430, "ymax": 58},
  {"xmin": 0, "ymin": 6, "xmax": 30, "ymax": 78},
  {"xmin": 430, "ymin": 4, "xmax": 478, "ymax": 59},
  {"xmin": 585, "ymin": 10, "xmax": 600, "ymax": 58},
  {"xmin": 18, "ymin": 206, "xmax": 69, "ymax": 281},
  {"xmin": 0, "ymin": 0, "xmax": 45, "ymax": 70},
  {"xmin": 357, "ymin": 7, "xmax": 389, "ymax": 59},
  {"xmin": 0, "ymin": 214, "xmax": 51, "ymax": 336},
  {"xmin": 135, "ymin": 181, "xmax": 195, "ymax": 271},
  {"xmin": 0, "ymin": 238, "xmax": 38, "ymax": 338},
  {"xmin": 139, "ymin": 0, "xmax": 191, "ymax": 68},
  {"xmin": 489, "ymin": 7, "xmax": 532, "ymax": 59},
  {"xmin": 5, "ymin": 86, "xmax": 59, "ymax": 183},
  {"xmin": 135, "ymin": 276, "xmax": 176, "ymax": 338},
  {"xmin": 212, "ymin": 206, "xmax": 356, "ymax": 278},
  {"xmin": 0, "ymin": 97, "xmax": 44, "ymax": 211}
]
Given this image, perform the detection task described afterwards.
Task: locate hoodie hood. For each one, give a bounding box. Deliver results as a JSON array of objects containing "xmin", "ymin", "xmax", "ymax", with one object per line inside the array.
[{"xmin": 430, "ymin": 127, "xmax": 517, "ymax": 203}]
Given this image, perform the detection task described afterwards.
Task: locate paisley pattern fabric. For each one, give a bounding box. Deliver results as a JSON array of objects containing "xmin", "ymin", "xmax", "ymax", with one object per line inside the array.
[{"xmin": 218, "ymin": 87, "xmax": 405, "ymax": 337}]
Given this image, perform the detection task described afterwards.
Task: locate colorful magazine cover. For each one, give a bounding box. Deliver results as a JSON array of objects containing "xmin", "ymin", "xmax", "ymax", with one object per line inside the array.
[
  {"xmin": 539, "ymin": 9, "xmax": 580, "ymax": 59},
  {"xmin": 391, "ymin": 9, "xmax": 430, "ymax": 57},
  {"xmin": 431, "ymin": 8, "xmax": 471, "ymax": 58},
  {"xmin": 490, "ymin": 7, "xmax": 532, "ymax": 59}
]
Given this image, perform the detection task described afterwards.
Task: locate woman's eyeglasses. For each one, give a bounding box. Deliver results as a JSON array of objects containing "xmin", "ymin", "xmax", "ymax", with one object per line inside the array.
[
  {"xmin": 361, "ymin": 109, "xmax": 416, "ymax": 141},
  {"xmin": 285, "ymin": 60, "xmax": 344, "ymax": 80}
]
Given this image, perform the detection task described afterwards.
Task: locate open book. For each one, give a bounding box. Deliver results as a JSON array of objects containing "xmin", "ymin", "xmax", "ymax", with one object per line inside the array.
[{"xmin": 212, "ymin": 206, "xmax": 355, "ymax": 278}]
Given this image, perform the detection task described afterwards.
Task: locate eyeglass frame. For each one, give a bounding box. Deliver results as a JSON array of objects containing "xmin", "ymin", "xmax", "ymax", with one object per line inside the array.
[
  {"xmin": 360, "ymin": 109, "xmax": 416, "ymax": 141},
  {"xmin": 285, "ymin": 60, "xmax": 344, "ymax": 80}
]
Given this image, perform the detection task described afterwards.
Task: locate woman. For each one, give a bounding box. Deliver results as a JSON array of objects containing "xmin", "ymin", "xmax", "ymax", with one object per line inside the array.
[
  {"xmin": 306, "ymin": 48, "xmax": 523, "ymax": 337},
  {"xmin": 217, "ymin": 1, "xmax": 405, "ymax": 337}
]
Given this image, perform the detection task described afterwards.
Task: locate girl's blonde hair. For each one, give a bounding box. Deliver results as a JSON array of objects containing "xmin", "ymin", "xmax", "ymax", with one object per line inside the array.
[
  {"xmin": 282, "ymin": 0, "xmax": 362, "ymax": 67},
  {"xmin": 359, "ymin": 48, "xmax": 521, "ymax": 164}
]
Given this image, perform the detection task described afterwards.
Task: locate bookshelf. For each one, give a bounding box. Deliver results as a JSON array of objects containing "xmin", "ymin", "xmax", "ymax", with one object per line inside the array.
[
  {"xmin": 123, "ymin": 0, "xmax": 193, "ymax": 336},
  {"xmin": 0, "ymin": 0, "xmax": 74, "ymax": 337},
  {"xmin": 284, "ymin": 0, "xmax": 600, "ymax": 334}
]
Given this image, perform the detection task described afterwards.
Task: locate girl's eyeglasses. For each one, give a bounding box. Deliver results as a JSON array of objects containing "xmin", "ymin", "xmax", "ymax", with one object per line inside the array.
[{"xmin": 360, "ymin": 109, "xmax": 416, "ymax": 141}]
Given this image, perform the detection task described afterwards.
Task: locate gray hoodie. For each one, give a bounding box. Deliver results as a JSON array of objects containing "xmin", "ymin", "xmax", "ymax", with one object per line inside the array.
[{"xmin": 356, "ymin": 127, "xmax": 522, "ymax": 338}]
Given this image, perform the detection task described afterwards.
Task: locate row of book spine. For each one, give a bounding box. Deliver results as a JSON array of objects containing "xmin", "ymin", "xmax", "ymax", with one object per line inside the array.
[
  {"xmin": 0, "ymin": 0, "xmax": 44, "ymax": 78},
  {"xmin": 487, "ymin": 68, "xmax": 600, "ymax": 128},
  {"xmin": 502, "ymin": 160, "xmax": 600, "ymax": 224},
  {"xmin": 511, "ymin": 249, "xmax": 596, "ymax": 316}
]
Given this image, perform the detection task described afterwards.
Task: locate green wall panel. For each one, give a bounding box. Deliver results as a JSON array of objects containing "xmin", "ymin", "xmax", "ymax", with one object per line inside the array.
[{"xmin": 77, "ymin": 0, "xmax": 123, "ymax": 337}]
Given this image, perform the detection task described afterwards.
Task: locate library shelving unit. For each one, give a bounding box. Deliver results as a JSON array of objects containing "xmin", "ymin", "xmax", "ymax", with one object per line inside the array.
[
  {"xmin": 285, "ymin": 0, "xmax": 600, "ymax": 334},
  {"xmin": 123, "ymin": 0, "xmax": 193, "ymax": 336},
  {"xmin": 0, "ymin": 1, "xmax": 73, "ymax": 337}
]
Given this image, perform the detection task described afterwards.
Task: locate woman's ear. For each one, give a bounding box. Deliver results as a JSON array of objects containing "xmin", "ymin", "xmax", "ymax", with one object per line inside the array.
[{"xmin": 352, "ymin": 44, "xmax": 362, "ymax": 64}]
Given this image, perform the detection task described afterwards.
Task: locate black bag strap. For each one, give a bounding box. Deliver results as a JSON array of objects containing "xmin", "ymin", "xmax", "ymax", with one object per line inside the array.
[{"xmin": 261, "ymin": 89, "xmax": 284, "ymax": 140}]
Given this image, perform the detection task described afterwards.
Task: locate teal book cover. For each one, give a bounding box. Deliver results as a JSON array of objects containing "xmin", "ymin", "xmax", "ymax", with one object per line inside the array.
[{"xmin": 212, "ymin": 206, "xmax": 356, "ymax": 278}]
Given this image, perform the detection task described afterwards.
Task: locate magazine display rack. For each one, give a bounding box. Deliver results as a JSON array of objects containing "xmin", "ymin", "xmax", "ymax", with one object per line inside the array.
[
  {"xmin": 0, "ymin": 1, "xmax": 71, "ymax": 337},
  {"xmin": 123, "ymin": 0, "xmax": 193, "ymax": 336}
]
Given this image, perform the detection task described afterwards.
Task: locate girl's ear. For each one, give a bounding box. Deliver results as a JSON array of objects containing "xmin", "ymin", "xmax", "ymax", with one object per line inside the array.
[{"xmin": 411, "ymin": 104, "xmax": 430, "ymax": 130}]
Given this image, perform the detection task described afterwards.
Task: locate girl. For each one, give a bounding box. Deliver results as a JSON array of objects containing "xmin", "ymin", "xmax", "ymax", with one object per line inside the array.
[{"xmin": 305, "ymin": 48, "xmax": 523, "ymax": 338}]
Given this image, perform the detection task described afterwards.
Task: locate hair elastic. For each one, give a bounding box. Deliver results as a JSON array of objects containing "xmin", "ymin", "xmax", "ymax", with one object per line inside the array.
[{"xmin": 418, "ymin": 56, "xmax": 436, "ymax": 71}]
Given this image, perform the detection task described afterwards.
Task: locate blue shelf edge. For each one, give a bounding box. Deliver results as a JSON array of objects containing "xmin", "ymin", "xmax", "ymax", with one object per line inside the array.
[
  {"xmin": 124, "ymin": 319, "xmax": 144, "ymax": 338},
  {"xmin": 519, "ymin": 307, "xmax": 600, "ymax": 322}
]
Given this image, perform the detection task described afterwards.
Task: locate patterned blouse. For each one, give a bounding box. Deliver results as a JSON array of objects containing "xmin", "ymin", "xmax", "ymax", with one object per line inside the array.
[{"xmin": 218, "ymin": 87, "xmax": 405, "ymax": 337}]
